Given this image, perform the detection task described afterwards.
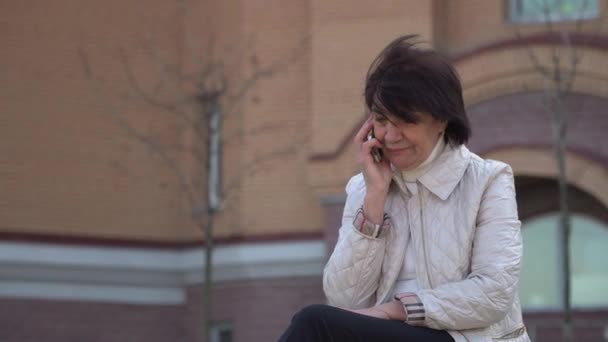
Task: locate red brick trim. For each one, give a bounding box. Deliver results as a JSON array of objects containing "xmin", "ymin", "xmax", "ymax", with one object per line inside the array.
[
  {"xmin": 478, "ymin": 143, "xmax": 608, "ymax": 169},
  {"xmin": 0, "ymin": 230, "xmax": 323, "ymax": 250},
  {"xmin": 451, "ymin": 32, "xmax": 608, "ymax": 64}
]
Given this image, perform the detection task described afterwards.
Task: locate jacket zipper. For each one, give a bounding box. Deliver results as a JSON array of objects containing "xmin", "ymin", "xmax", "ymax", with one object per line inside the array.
[{"xmin": 418, "ymin": 187, "xmax": 435, "ymax": 289}]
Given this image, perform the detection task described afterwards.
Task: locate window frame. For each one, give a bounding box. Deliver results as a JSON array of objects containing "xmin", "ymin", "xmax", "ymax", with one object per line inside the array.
[
  {"xmin": 506, "ymin": 0, "xmax": 599, "ymax": 23},
  {"xmin": 519, "ymin": 212, "xmax": 608, "ymax": 312}
]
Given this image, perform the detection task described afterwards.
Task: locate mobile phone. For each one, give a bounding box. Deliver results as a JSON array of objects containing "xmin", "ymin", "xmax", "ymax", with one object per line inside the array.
[{"xmin": 366, "ymin": 128, "xmax": 383, "ymax": 162}]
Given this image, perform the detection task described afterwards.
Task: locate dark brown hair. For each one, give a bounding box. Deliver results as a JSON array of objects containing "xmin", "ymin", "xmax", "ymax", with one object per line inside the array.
[{"xmin": 364, "ymin": 35, "xmax": 471, "ymax": 146}]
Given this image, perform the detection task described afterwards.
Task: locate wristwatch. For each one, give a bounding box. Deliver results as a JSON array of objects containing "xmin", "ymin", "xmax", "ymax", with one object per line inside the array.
[{"xmin": 353, "ymin": 207, "xmax": 390, "ymax": 238}]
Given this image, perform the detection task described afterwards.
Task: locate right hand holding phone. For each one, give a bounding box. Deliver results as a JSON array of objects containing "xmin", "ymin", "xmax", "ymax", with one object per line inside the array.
[{"xmin": 355, "ymin": 119, "xmax": 392, "ymax": 201}]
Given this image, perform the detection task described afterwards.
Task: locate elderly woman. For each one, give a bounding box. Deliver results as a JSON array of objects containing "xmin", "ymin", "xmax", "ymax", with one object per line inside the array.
[{"xmin": 278, "ymin": 35, "xmax": 529, "ymax": 342}]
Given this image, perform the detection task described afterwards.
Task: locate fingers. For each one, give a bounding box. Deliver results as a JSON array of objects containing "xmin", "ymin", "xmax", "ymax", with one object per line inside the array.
[
  {"xmin": 353, "ymin": 119, "xmax": 373, "ymax": 144},
  {"xmin": 358, "ymin": 141, "xmax": 374, "ymax": 164},
  {"xmin": 361, "ymin": 138, "xmax": 383, "ymax": 155}
]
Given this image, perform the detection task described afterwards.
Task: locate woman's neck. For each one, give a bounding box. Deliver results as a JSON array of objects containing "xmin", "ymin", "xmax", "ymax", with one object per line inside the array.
[{"xmin": 401, "ymin": 133, "xmax": 446, "ymax": 182}]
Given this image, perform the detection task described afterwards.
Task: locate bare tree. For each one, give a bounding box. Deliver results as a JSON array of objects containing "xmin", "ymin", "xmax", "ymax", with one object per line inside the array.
[
  {"xmin": 79, "ymin": 1, "xmax": 307, "ymax": 341},
  {"xmin": 513, "ymin": 1, "xmax": 605, "ymax": 341}
]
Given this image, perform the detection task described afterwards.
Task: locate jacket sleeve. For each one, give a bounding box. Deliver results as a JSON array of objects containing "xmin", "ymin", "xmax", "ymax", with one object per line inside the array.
[
  {"xmin": 413, "ymin": 164, "xmax": 523, "ymax": 330},
  {"xmin": 322, "ymin": 174, "xmax": 389, "ymax": 309}
]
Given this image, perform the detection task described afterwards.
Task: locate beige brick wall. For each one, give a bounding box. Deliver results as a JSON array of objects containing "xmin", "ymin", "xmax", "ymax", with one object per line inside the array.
[
  {"xmin": 483, "ymin": 148, "xmax": 608, "ymax": 208},
  {"xmin": 308, "ymin": 0, "xmax": 608, "ymax": 196},
  {"xmin": 232, "ymin": 0, "xmax": 326, "ymax": 237},
  {"xmin": 309, "ymin": 142, "xmax": 360, "ymax": 198},
  {"xmin": 441, "ymin": 0, "xmax": 608, "ymax": 56},
  {"xmin": 2, "ymin": 0, "xmax": 607, "ymax": 243},
  {"xmin": 307, "ymin": 0, "xmax": 434, "ymax": 198},
  {"xmin": 310, "ymin": 0, "xmax": 434, "ymax": 157},
  {"xmin": 2, "ymin": 1, "xmax": 171, "ymax": 240},
  {"xmin": 456, "ymin": 46, "xmax": 608, "ymax": 105},
  {"xmin": 0, "ymin": 0, "xmax": 246, "ymax": 241}
]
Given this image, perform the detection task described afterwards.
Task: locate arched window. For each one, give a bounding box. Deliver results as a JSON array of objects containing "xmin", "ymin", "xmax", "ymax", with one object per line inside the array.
[{"xmin": 519, "ymin": 213, "xmax": 608, "ymax": 310}]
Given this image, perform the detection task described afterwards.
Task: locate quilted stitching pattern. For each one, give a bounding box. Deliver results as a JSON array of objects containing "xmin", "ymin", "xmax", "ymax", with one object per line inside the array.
[
  {"xmin": 323, "ymin": 146, "xmax": 529, "ymax": 342},
  {"xmin": 323, "ymin": 174, "xmax": 388, "ymax": 309}
]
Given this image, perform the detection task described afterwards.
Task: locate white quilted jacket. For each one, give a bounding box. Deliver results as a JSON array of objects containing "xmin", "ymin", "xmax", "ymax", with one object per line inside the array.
[{"xmin": 323, "ymin": 145, "xmax": 530, "ymax": 342}]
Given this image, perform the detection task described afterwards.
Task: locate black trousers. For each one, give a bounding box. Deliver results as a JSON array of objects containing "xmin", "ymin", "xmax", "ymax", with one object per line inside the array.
[{"xmin": 278, "ymin": 304, "xmax": 454, "ymax": 342}]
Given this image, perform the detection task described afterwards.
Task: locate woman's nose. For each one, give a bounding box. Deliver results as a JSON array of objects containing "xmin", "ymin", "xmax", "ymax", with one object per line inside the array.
[{"xmin": 384, "ymin": 124, "xmax": 401, "ymax": 142}]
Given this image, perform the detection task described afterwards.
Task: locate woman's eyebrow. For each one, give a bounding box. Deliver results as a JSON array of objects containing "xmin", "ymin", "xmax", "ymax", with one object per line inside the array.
[{"xmin": 373, "ymin": 112, "xmax": 398, "ymax": 126}]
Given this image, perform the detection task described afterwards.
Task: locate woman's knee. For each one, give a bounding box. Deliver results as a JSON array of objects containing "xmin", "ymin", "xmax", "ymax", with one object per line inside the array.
[{"xmin": 291, "ymin": 304, "xmax": 332, "ymax": 326}]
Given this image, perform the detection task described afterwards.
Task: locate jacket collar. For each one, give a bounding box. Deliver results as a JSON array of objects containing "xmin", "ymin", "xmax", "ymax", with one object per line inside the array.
[{"xmin": 390, "ymin": 144, "xmax": 471, "ymax": 201}]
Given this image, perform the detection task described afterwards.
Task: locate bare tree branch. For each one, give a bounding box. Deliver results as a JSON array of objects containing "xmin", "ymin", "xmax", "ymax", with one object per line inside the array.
[
  {"xmin": 136, "ymin": 28, "xmax": 178, "ymax": 96},
  {"xmin": 538, "ymin": 0, "xmax": 562, "ymax": 79},
  {"xmin": 81, "ymin": 5, "xmax": 309, "ymax": 339},
  {"xmin": 87, "ymin": 81, "xmax": 200, "ymax": 207},
  {"xmin": 116, "ymin": 116, "xmax": 199, "ymax": 207},
  {"xmin": 140, "ymin": 8, "xmax": 187, "ymax": 85},
  {"xmin": 519, "ymin": 3, "xmax": 606, "ymax": 341},
  {"xmin": 79, "ymin": 41, "xmax": 203, "ymax": 208},
  {"xmin": 561, "ymin": 0, "xmax": 604, "ymax": 95},
  {"xmin": 118, "ymin": 46, "xmax": 191, "ymax": 115},
  {"xmin": 514, "ymin": 29, "xmax": 552, "ymax": 77},
  {"xmin": 244, "ymin": 133, "xmax": 310, "ymax": 176},
  {"xmin": 224, "ymin": 36, "xmax": 309, "ymax": 119},
  {"xmin": 244, "ymin": 122, "xmax": 289, "ymax": 137},
  {"xmin": 117, "ymin": 44, "xmax": 213, "ymax": 149}
]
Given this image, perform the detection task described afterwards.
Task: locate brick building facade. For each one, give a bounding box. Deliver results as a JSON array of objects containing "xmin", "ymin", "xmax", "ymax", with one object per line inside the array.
[{"xmin": 2, "ymin": 1, "xmax": 607, "ymax": 341}]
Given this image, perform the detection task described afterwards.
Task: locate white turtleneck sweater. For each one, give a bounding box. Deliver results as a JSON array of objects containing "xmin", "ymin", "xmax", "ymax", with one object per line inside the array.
[{"xmin": 390, "ymin": 133, "xmax": 446, "ymax": 298}]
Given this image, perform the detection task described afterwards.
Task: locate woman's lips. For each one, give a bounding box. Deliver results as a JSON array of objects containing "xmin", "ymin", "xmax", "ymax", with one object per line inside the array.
[{"xmin": 386, "ymin": 146, "xmax": 413, "ymax": 153}]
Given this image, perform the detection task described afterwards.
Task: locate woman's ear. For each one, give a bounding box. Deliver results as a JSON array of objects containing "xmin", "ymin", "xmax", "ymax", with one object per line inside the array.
[{"xmin": 439, "ymin": 120, "xmax": 448, "ymax": 134}]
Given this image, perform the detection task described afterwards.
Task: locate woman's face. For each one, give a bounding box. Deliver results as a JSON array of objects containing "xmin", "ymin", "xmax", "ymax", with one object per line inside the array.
[{"xmin": 372, "ymin": 112, "xmax": 447, "ymax": 171}]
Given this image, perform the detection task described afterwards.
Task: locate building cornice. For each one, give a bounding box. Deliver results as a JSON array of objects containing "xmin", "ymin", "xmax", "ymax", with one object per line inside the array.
[{"xmin": 0, "ymin": 239, "xmax": 325, "ymax": 305}]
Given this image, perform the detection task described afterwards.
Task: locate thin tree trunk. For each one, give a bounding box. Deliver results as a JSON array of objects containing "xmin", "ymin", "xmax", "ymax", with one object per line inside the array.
[
  {"xmin": 557, "ymin": 142, "xmax": 572, "ymax": 342},
  {"xmin": 202, "ymin": 213, "xmax": 214, "ymax": 342},
  {"xmin": 558, "ymin": 162, "xmax": 572, "ymax": 342},
  {"xmin": 202, "ymin": 97, "xmax": 221, "ymax": 342},
  {"xmin": 553, "ymin": 98, "xmax": 572, "ymax": 342}
]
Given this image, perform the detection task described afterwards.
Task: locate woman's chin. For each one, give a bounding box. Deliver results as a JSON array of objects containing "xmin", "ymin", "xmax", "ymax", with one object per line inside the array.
[
  {"xmin": 387, "ymin": 150, "xmax": 419, "ymax": 170},
  {"xmin": 387, "ymin": 152, "xmax": 422, "ymax": 169},
  {"xmin": 391, "ymin": 159, "xmax": 420, "ymax": 171}
]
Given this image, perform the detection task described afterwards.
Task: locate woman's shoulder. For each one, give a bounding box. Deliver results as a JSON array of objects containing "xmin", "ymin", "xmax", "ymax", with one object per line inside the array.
[{"xmin": 465, "ymin": 148, "xmax": 515, "ymax": 182}]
